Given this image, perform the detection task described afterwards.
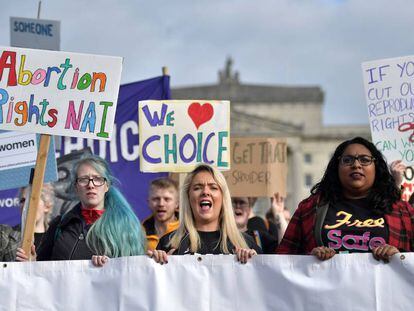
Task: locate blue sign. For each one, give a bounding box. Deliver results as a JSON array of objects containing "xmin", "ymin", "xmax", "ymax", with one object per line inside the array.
[
  {"xmin": 0, "ymin": 132, "xmax": 58, "ymax": 225},
  {"xmin": 10, "ymin": 16, "xmax": 60, "ymax": 51}
]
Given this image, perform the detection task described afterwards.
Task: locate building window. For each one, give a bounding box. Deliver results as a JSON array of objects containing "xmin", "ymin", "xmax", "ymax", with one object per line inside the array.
[
  {"xmin": 305, "ymin": 174, "xmax": 313, "ymax": 187},
  {"xmin": 304, "ymin": 153, "xmax": 312, "ymax": 163}
]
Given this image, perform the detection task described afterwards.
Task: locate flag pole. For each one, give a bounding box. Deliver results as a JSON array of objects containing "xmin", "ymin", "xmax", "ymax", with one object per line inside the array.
[
  {"xmin": 163, "ymin": 66, "xmax": 185, "ymax": 186},
  {"xmin": 37, "ymin": 1, "xmax": 42, "ymax": 19}
]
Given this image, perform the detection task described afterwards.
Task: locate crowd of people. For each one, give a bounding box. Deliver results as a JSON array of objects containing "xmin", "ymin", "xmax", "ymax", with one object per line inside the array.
[{"xmin": 1, "ymin": 136, "xmax": 414, "ymax": 266}]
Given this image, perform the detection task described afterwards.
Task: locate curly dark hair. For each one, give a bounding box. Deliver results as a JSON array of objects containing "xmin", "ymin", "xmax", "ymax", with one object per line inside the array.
[{"xmin": 311, "ymin": 137, "xmax": 401, "ymax": 214}]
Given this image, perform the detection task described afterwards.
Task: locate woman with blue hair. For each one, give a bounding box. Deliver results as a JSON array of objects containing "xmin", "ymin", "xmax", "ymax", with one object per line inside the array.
[{"xmin": 16, "ymin": 155, "xmax": 146, "ymax": 265}]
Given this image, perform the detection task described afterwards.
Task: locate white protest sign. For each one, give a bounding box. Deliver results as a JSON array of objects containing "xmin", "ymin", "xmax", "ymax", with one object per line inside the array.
[
  {"xmin": 0, "ymin": 131, "xmax": 37, "ymax": 171},
  {"xmin": 10, "ymin": 17, "xmax": 60, "ymax": 51},
  {"xmin": 362, "ymin": 56, "xmax": 414, "ymax": 164},
  {"xmin": 0, "ymin": 46, "xmax": 122, "ymax": 140},
  {"xmin": 138, "ymin": 100, "xmax": 230, "ymax": 172}
]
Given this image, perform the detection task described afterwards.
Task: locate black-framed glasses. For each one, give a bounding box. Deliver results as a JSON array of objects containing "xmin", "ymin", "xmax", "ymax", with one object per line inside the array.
[
  {"xmin": 76, "ymin": 176, "xmax": 107, "ymax": 187},
  {"xmin": 232, "ymin": 199, "xmax": 249, "ymax": 208},
  {"xmin": 338, "ymin": 155, "xmax": 375, "ymax": 166}
]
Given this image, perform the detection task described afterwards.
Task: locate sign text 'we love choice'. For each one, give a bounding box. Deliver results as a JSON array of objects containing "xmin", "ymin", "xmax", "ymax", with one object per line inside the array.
[{"xmin": 138, "ymin": 100, "xmax": 230, "ymax": 172}]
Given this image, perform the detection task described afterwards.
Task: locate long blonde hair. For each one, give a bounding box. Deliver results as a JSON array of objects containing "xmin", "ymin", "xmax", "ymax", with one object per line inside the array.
[{"xmin": 170, "ymin": 164, "xmax": 248, "ymax": 253}]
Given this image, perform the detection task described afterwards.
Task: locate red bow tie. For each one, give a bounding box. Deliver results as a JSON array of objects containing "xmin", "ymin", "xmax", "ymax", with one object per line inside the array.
[{"xmin": 81, "ymin": 208, "xmax": 105, "ymax": 225}]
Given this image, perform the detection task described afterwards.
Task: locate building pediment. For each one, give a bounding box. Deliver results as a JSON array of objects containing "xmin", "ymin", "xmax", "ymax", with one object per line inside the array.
[
  {"xmin": 231, "ymin": 109, "xmax": 303, "ymax": 137},
  {"xmin": 172, "ymin": 83, "xmax": 323, "ymax": 104},
  {"xmin": 171, "ymin": 57, "xmax": 323, "ymax": 104}
]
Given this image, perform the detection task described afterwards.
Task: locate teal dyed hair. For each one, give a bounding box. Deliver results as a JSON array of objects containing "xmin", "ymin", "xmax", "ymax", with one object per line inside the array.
[{"xmin": 72, "ymin": 155, "xmax": 146, "ymax": 257}]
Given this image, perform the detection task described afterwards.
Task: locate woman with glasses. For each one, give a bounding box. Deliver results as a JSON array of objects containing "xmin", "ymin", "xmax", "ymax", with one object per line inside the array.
[
  {"xmin": 16, "ymin": 155, "xmax": 146, "ymax": 265},
  {"xmin": 277, "ymin": 137, "xmax": 414, "ymax": 262}
]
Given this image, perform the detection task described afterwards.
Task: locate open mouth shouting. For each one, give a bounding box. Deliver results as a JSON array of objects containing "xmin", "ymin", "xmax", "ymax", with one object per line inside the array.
[
  {"xmin": 234, "ymin": 209, "xmax": 244, "ymax": 217},
  {"xmin": 200, "ymin": 200, "xmax": 212, "ymax": 212},
  {"xmin": 189, "ymin": 170, "xmax": 224, "ymax": 230}
]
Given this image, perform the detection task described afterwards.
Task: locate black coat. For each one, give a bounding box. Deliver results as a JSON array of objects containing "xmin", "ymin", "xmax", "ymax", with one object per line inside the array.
[{"xmin": 37, "ymin": 204, "xmax": 94, "ymax": 261}]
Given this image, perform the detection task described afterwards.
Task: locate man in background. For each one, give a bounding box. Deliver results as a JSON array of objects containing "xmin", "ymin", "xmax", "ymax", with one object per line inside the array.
[{"xmin": 143, "ymin": 178, "xmax": 179, "ymax": 250}]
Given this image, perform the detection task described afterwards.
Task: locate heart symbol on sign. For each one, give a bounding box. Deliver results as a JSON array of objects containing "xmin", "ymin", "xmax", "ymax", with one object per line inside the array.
[{"xmin": 188, "ymin": 102, "xmax": 214, "ymax": 129}]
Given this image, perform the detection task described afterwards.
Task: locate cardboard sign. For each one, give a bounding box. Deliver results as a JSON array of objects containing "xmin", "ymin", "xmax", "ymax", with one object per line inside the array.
[
  {"xmin": 0, "ymin": 46, "xmax": 122, "ymax": 140},
  {"xmin": 0, "ymin": 130, "xmax": 57, "ymax": 191},
  {"xmin": 362, "ymin": 55, "xmax": 414, "ymax": 164},
  {"xmin": 10, "ymin": 17, "xmax": 60, "ymax": 51},
  {"xmin": 138, "ymin": 100, "xmax": 230, "ymax": 172},
  {"xmin": 222, "ymin": 137, "xmax": 287, "ymax": 197}
]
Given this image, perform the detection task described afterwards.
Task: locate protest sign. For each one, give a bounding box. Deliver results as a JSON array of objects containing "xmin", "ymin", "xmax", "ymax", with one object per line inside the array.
[
  {"xmin": 0, "ymin": 75, "xmax": 170, "ymax": 225},
  {"xmin": 10, "ymin": 17, "xmax": 60, "ymax": 51},
  {"xmin": 0, "ymin": 130, "xmax": 57, "ymax": 191},
  {"xmin": 1, "ymin": 254, "xmax": 412, "ymax": 310},
  {"xmin": 0, "ymin": 46, "xmax": 122, "ymax": 256},
  {"xmin": 0, "ymin": 131, "xmax": 37, "ymax": 171},
  {"xmin": 362, "ymin": 55, "xmax": 414, "ymax": 164},
  {"xmin": 138, "ymin": 100, "xmax": 230, "ymax": 172},
  {"xmin": 58, "ymin": 77, "xmax": 170, "ymax": 222},
  {"xmin": 222, "ymin": 137, "xmax": 287, "ymax": 197},
  {"xmin": 0, "ymin": 46, "xmax": 122, "ymax": 140}
]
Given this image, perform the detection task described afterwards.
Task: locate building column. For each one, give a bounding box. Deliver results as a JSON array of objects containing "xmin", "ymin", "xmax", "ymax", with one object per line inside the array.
[{"xmin": 289, "ymin": 139, "xmax": 304, "ymax": 211}]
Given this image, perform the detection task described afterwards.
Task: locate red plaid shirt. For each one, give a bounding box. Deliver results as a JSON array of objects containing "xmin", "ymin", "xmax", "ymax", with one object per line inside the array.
[{"xmin": 277, "ymin": 195, "xmax": 414, "ymax": 254}]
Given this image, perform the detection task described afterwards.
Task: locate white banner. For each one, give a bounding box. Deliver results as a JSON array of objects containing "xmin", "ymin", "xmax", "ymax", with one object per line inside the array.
[{"xmin": 1, "ymin": 254, "xmax": 413, "ymax": 311}]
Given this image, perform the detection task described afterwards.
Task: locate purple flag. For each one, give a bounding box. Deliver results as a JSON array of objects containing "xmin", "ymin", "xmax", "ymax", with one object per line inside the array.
[
  {"xmin": 0, "ymin": 76, "xmax": 170, "ymax": 225},
  {"xmin": 59, "ymin": 76, "xmax": 170, "ymax": 221}
]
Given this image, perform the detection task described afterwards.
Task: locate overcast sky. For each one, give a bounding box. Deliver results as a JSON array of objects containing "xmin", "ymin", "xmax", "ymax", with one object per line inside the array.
[{"xmin": 2, "ymin": 0, "xmax": 414, "ymax": 125}]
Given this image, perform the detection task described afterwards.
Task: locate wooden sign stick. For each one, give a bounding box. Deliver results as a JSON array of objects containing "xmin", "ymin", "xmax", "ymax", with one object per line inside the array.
[{"xmin": 21, "ymin": 134, "xmax": 51, "ymax": 259}]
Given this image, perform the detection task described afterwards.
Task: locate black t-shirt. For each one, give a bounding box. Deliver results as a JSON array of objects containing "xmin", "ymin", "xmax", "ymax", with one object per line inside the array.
[
  {"xmin": 34, "ymin": 232, "xmax": 44, "ymax": 250},
  {"xmin": 246, "ymin": 230, "xmax": 278, "ymax": 254},
  {"xmin": 247, "ymin": 217, "xmax": 268, "ymax": 232},
  {"xmin": 157, "ymin": 230, "xmax": 262, "ymax": 255},
  {"xmin": 321, "ymin": 198, "xmax": 388, "ymax": 253},
  {"xmin": 267, "ymin": 221, "xmax": 279, "ymax": 241},
  {"xmin": 247, "ymin": 216, "xmax": 279, "ymax": 253}
]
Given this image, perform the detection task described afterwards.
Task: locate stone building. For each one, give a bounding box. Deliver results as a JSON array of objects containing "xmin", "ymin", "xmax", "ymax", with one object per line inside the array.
[{"xmin": 172, "ymin": 58, "xmax": 370, "ymax": 214}]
